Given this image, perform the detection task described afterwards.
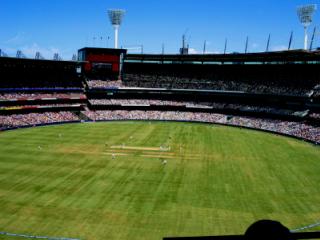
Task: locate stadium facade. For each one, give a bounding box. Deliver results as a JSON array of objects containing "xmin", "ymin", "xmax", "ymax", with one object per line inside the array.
[{"xmin": 1, "ymin": 48, "xmax": 319, "ymax": 136}]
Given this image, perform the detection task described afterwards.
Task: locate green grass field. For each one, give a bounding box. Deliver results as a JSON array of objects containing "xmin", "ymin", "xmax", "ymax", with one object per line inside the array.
[{"xmin": 0, "ymin": 121, "xmax": 320, "ymax": 240}]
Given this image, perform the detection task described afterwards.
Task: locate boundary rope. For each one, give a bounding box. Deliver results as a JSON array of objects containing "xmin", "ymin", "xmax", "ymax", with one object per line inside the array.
[
  {"xmin": 0, "ymin": 231, "xmax": 80, "ymax": 240},
  {"xmin": 291, "ymin": 220, "xmax": 320, "ymax": 232}
]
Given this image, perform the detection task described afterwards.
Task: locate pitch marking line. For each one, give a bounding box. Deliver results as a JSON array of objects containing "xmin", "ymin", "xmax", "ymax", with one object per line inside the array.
[
  {"xmin": 141, "ymin": 154, "xmax": 177, "ymax": 159},
  {"xmin": 103, "ymin": 152, "xmax": 128, "ymax": 156},
  {"xmin": 105, "ymin": 149, "xmax": 176, "ymax": 155},
  {"xmin": 110, "ymin": 145, "xmax": 169, "ymax": 151}
]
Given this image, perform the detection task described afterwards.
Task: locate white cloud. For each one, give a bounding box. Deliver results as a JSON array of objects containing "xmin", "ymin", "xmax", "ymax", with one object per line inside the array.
[
  {"xmin": 205, "ymin": 51, "xmax": 221, "ymax": 54},
  {"xmin": 4, "ymin": 32, "xmax": 27, "ymax": 45},
  {"xmin": 188, "ymin": 48, "xmax": 199, "ymax": 54},
  {"xmin": 271, "ymin": 45, "xmax": 287, "ymax": 51},
  {"xmin": 252, "ymin": 43, "xmax": 259, "ymax": 49},
  {"xmin": 0, "ymin": 47, "xmax": 16, "ymax": 56},
  {"xmin": 21, "ymin": 43, "xmax": 61, "ymax": 59},
  {"xmin": 188, "ymin": 48, "xmax": 222, "ymax": 54},
  {"xmin": 1, "ymin": 44, "xmax": 69, "ymax": 59}
]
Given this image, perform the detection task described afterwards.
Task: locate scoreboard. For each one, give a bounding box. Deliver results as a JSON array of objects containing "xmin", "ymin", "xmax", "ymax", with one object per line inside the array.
[{"xmin": 78, "ymin": 47, "xmax": 127, "ymax": 80}]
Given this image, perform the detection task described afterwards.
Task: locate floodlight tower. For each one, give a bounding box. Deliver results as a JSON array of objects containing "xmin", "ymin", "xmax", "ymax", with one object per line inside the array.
[
  {"xmin": 108, "ymin": 9, "xmax": 125, "ymax": 49},
  {"xmin": 297, "ymin": 4, "xmax": 317, "ymax": 50}
]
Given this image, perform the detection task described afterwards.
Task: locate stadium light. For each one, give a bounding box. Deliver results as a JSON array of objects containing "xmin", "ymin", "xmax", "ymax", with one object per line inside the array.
[
  {"xmin": 108, "ymin": 9, "xmax": 126, "ymax": 49},
  {"xmin": 297, "ymin": 4, "xmax": 317, "ymax": 50}
]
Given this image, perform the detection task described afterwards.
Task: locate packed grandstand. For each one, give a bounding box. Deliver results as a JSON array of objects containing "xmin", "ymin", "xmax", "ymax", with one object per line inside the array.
[{"xmin": 0, "ymin": 49, "xmax": 319, "ymax": 145}]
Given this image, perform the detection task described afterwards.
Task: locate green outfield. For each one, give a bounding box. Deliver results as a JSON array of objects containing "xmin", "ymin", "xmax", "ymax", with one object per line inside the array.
[{"xmin": 0, "ymin": 121, "xmax": 319, "ymax": 240}]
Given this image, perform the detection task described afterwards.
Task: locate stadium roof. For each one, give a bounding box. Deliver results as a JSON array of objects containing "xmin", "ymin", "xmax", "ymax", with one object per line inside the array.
[
  {"xmin": 125, "ymin": 49, "xmax": 320, "ymax": 63},
  {"xmin": 78, "ymin": 47, "xmax": 127, "ymax": 55}
]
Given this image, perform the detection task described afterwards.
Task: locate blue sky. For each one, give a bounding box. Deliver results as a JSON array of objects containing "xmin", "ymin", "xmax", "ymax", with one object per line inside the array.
[{"xmin": 1, "ymin": 0, "xmax": 319, "ymax": 59}]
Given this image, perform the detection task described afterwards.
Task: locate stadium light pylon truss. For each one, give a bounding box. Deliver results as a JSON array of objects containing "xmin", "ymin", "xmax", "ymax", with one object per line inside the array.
[
  {"xmin": 108, "ymin": 9, "xmax": 126, "ymax": 49},
  {"xmin": 297, "ymin": 4, "xmax": 317, "ymax": 50}
]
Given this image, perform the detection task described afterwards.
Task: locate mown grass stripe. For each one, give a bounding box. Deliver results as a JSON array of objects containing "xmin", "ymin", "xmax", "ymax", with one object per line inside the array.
[{"xmin": 0, "ymin": 121, "xmax": 319, "ymax": 240}]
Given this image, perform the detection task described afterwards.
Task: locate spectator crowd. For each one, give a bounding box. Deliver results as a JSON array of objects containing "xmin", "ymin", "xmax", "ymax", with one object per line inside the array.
[
  {"xmin": 89, "ymin": 99, "xmax": 185, "ymax": 106},
  {"xmin": 1, "ymin": 110, "xmax": 319, "ymax": 143},
  {"xmin": 0, "ymin": 112, "xmax": 79, "ymax": 130},
  {"xmin": 89, "ymin": 99, "xmax": 306, "ymax": 117},
  {"xmin": 310, "ymin": 113, "xmax": 320, "ymax": 119},
  {"xmin": 86, "ymin": 80, "xmax": 124, "ymax": 89},
  {"xmin": 0, "ymin": 93, "xmax": 86, "ymax": 100},
  {"xmin": 122, "ymin": 74, "xmax": 317, "ymax": 96},
  {"xmin": 85, "ymin": 75, "xmax": 319, "ymax": 97},
  {"xmin": 83, "ymin": 110, "xmax": 320, "ymax": 143}
]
